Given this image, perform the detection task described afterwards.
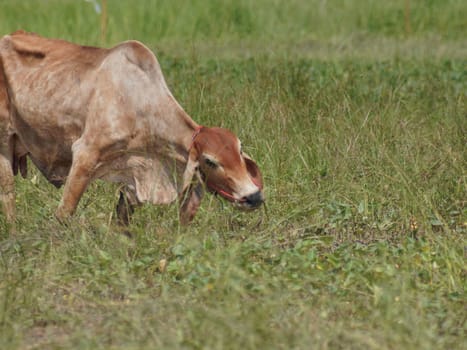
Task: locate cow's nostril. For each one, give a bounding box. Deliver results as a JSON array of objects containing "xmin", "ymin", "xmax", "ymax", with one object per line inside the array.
[{"xmin": 243, "ymin": 191, "xmax": 264, "ymax": 208}]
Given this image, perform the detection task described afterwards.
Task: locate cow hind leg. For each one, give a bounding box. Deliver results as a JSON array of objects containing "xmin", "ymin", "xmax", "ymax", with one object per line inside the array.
[
  {"xmin": 0, "ymin": 150, "xmax": 16, "ymax": 231},
  {"xmin": 55, "ymin": 143, "xmax": 99, "ymax": 222}
]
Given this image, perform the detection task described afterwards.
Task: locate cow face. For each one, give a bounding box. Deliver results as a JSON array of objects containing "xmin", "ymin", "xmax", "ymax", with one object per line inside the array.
[{"xmin": 190, "ymin": 127, "xmax": 264, "ymax": 210}]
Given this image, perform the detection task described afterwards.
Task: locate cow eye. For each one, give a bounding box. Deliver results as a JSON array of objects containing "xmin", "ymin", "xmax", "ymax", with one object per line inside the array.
[{"xmin": 205, "ymin": 158, "xmax": 218, "ymax": 169}]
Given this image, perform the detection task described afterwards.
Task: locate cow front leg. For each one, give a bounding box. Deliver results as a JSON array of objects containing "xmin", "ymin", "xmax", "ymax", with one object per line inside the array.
[
  {"xmin": 55, "ymin": 144, "xmax": 99, "ymax": 222},
  {"xmin": 180, "ymin": 183, "xmax": 204, "ymax": 225},
  {"xmin": 0, "ymin": 150, "xmax": 16, "ymax": 230}
]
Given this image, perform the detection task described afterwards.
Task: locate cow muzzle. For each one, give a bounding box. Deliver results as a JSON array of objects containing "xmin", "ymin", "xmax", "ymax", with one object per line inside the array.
[
  {"xmin": 241, "ymin": 190, "xmax": 264, "ymax": 210},
  {"xmin": 206, "ymin": 181, "xmax": 264, "ymax": 210}
]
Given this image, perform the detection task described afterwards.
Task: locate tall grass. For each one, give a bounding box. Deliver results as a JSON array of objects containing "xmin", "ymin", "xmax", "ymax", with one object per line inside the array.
[
  {"xmin": 0, "ymin": 1, "xmax": 465, "ymax": 349},
  {"xmin": 1, "ymin": 0, "xmax": 466, "ymax": 44}
]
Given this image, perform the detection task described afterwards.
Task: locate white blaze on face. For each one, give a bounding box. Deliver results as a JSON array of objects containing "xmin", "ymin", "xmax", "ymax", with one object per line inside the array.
[
  {"xmin": 234, "ymin": 175, "xmax": 261, "ymax": 200},
  {"xmin": 231, "ymin": 139, "xmax": 262, "ymax": 202}
]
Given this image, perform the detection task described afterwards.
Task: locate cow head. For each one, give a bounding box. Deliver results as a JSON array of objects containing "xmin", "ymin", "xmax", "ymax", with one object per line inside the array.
[{"xmin": 181, "ymin": 126, "xmax": 264, "ymax": 223}]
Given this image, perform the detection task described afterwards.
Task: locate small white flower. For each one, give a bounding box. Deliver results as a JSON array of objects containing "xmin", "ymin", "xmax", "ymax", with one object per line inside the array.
[{"xmin": 84, "ymin": 0, "xmax": 102, "ymax": 14}]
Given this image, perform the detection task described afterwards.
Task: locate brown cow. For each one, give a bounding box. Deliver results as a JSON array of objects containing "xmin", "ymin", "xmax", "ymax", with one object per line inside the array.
[{"xmin": 0, "ymin": 31, "xmax": 264, "ymax": 231}]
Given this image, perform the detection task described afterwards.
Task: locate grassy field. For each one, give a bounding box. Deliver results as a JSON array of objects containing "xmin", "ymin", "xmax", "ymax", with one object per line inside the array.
[{"xmin": 0, "ymin": 1, "xmax": 466, "ymax": 349}]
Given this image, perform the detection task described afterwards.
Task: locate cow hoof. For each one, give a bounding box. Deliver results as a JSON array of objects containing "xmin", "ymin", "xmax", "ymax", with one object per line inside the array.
[{"xmin": 55, "ymin": 207, "xmax": 72, "ymax": 226}]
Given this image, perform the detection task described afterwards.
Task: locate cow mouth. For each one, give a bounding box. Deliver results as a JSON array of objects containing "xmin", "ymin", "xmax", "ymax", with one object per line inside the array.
[
  {"xmin": 206, "ymin": 182, "xmax": 241, "ymax": 203},
  {"xmin": 207, "ymin": 182, "xmax": 264, "ymax": 210}
]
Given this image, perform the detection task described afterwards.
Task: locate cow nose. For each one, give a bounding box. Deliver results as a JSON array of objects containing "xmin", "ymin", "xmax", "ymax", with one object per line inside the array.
[{"xmin": 243, "ymin": 191, "xmax": 264, "ymax": 208}]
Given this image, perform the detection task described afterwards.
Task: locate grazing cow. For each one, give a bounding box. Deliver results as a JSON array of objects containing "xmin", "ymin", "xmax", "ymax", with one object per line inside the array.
[{"xmin": 0, "ymin": 31, "xmax": 264, "ymax": 231}]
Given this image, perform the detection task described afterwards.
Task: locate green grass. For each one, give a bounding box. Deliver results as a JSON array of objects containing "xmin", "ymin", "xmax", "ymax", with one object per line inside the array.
[{"xmin": 1, "ymin": 1, "xmax": 466, "ymax": 349}]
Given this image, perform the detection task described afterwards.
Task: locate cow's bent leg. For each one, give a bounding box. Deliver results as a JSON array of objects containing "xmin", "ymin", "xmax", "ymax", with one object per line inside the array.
[
  {"xmin": 0, "ymin": 150, "xmax": 15, "ymax": 229},
  {"xmin": 180, "ymin": 183, "xmax": 204, "ymax": 225},
  {"xmin": 55, "ymin": 143, "xmax": 99, "ymax": 222}
]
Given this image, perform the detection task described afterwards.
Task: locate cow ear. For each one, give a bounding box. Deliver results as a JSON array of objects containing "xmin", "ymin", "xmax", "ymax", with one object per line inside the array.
[{"xmin": 243, "ymin": 153, "xmax": 263, "ymax": 190}]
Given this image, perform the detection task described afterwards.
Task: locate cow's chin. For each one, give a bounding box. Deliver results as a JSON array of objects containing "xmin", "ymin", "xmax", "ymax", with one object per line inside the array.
[
  {"xmin": 205, "ymin": 182, "xmax": 264, "ymax": 210},
  {"xmin": 235, "ymin": 201, "xmax": 263, "ymax": 211},
  {"xmin": 207, "ymin": 190, "xmax": 259, "ymax": 210},
  {"xmin": 233, "ymin": 192, "xmax": 264, "ymax": 211}
]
